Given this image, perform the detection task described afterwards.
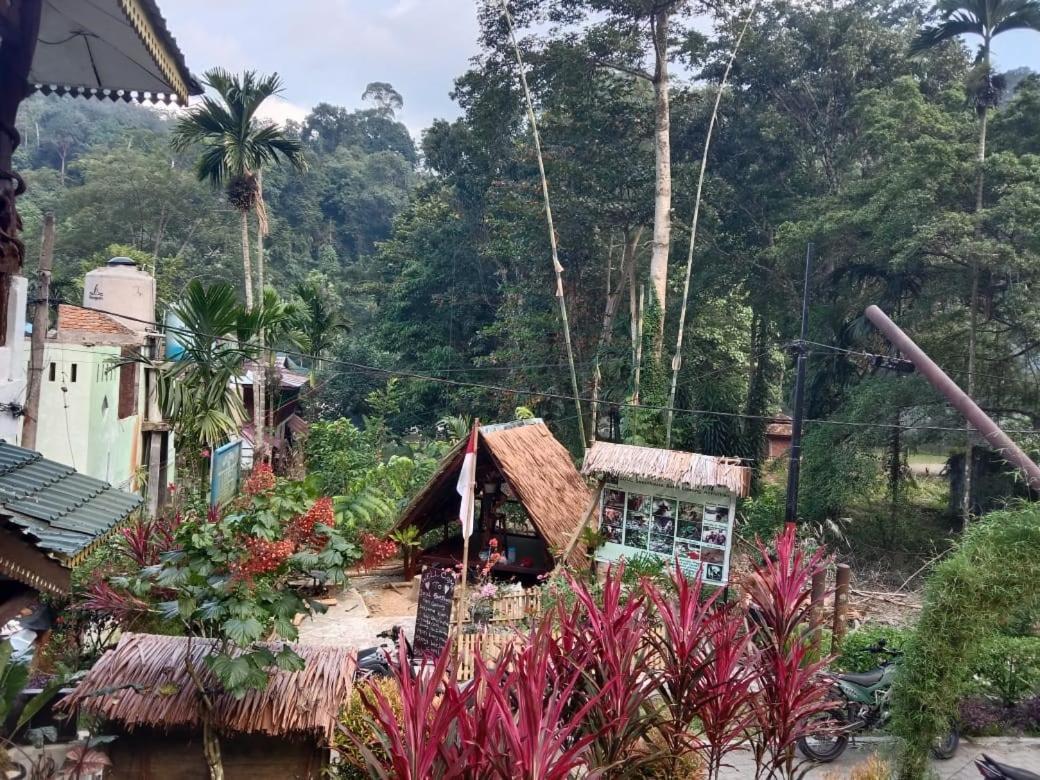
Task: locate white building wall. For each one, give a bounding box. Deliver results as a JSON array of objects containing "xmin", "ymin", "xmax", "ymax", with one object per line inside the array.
[{"xmin": 0, "ymin": 277, "xmax": 27, "ymax": 442}]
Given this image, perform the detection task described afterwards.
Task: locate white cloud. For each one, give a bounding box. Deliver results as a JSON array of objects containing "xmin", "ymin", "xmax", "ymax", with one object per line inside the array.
[{"xmin": 255, "ymin": 95, "xmax": 310, "ymax": 126}]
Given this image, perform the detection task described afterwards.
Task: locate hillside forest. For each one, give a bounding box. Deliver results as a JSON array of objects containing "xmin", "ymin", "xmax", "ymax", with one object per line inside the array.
[{"xmin": 13, "ymin": 0, "xmax": 1040, "ymax": 567}]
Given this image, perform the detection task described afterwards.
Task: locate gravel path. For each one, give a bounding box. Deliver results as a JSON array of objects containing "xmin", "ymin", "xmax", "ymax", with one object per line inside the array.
[{"xmin": 719, "ymin": 736, "xmax": 1040, "ymax": 778}]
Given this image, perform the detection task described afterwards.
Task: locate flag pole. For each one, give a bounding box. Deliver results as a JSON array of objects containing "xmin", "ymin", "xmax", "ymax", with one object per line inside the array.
[{"xmin": 455, "ymin": 419, "xmax": 479, "ymax": 661}]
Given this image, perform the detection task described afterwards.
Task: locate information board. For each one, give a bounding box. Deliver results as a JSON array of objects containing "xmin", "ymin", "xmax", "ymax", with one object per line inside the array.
[
  {"xmin": 413, "ymin": 568, "xmax": 456, "ymax": 657},
  {"xmin": 595, "ymin": 480, "xmax": 736, "ymax": 585},
  {"xmin": 209, "ymin": 440, "xmax": 242, "ymax": 508}
]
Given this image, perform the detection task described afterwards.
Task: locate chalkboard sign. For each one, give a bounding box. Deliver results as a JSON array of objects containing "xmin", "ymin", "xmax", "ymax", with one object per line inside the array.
[{"xmin": 413, "ymin": 568, "xmax": 456, "ymax": 656}]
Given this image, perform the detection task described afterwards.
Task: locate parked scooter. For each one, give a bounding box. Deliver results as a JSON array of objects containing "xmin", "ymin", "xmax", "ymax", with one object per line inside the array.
[
  {"xmin": 798, "ymin": 640, "xmax": 959, "ymax": 763},
  {"xmin": 976, "ymin": 754, "xmax": 1040, "ymax": 779},
  {"xmin": 356, "ymin": 625, "xmax": 413, "ymax": 679}
]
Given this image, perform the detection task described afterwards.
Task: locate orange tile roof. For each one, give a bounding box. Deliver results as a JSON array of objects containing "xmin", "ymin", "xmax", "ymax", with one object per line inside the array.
[{"xmin": 56, "ymin": 305, "xmax": 136, "ymax": 336}]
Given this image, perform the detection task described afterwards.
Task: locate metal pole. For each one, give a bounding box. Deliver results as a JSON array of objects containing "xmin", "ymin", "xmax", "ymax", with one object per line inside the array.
[
  {"xmin": 784, "ymin": 243, "xmax": 814, "ymax": 527},
  {"xmin": 22, "ymin": 211, "xmax": 54, "ymax": 450},
  {"xmin": 865, "ymin": 305, "xmax": 1040, "ymax": 491}
]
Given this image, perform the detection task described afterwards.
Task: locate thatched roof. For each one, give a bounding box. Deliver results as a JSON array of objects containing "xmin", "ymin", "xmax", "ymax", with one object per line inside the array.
[
  {"xmin": 394, "ymin": 419, "xmax": 592, "ymax": 565},
  {"xmin": 59, "ymin": 633, "xmax": 355, "ymax": 743},
  {"xmin": 582, "ymin": 442, "xmax": 751, "ymax": 498}
]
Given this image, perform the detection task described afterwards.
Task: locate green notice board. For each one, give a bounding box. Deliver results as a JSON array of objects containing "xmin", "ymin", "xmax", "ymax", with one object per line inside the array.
[
  {"xmin": 595, "ymin": 479, "xmax": 736, "ymax": 586},
  {"xmin": 210, "ymin": 440, "xmax": 242, "ymax": 507}
]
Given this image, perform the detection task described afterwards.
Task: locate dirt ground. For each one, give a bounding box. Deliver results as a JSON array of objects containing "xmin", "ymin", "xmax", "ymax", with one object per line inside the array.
[{"xmin": 297, "ymin": 559, "xmax": 419, "ymax": 651}]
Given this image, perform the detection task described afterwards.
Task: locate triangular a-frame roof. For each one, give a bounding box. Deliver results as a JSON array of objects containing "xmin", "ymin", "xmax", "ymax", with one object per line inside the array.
[{"xmin": 394, "ymin": 419, "xmax": 591, "ymax": 566}]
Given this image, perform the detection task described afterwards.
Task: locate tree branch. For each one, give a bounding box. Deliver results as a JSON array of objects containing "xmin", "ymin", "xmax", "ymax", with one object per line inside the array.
[{"xmin": 592, "ymin": 58, "xmax": 653, "ymax": 82}]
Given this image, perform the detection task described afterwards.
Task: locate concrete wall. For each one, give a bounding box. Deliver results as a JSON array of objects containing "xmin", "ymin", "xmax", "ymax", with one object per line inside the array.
[
  {"xmin": 0, "ymin": 277, "xmax": 27, "ymax": 442},
  {"xmin": 34, "ymin": 343, "xmax": 138, "ymax": 488}
]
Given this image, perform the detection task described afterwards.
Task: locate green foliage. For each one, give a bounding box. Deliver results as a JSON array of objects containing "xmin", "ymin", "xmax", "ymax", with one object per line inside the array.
[
  {"xmin": 622, "ymin": 291, "xmax": 668, "ymax": 446},
  {"xmin": 739, "ymin": 483, "xmax": 786, "ymax": 543},
  {"xmin": 88, "ymin": 478, "xmax": 357, "ymax": 699},
  {"xmin": 891, "ymin": 502, "xmax": 1040, "ymax": 777},
  {"xmin": 842, "ymin": 624, "xmax": 1040, "ymax": 708}
]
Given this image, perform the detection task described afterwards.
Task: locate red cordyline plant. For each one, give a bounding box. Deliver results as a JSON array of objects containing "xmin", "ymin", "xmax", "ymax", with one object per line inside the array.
[
  {"xmin": 348, "ymin": 637, "xmax": 471, "ymax": 780},
  {"xmin": 696, "ymin": 603, "xmax": 760, "ymax": 779},
  {"xmin": 644, "ymin": 563, "xmax": 723, "ymax": 772},
  {"xmin": 119, "ymin": 514, "xmax": 181, "ymax": 567},
  {"xmin": 744, "ymin": 525, "xmax": 835, "ymax": 779},
  {"xmin": 547, "ymin": 567, "xmax": 660, "ymax": 776},
  {"xmin": 468, "ymin": 620, "xmax": 607, "ymax": 779}
]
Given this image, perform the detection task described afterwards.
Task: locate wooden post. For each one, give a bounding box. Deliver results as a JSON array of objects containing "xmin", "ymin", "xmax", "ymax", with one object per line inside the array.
[
  {"xmin": 560, "ymin": 478, "xmax": 606, "ymax": 563},
  {"xmin": 810, "ymin": 568, "xmax": 827, "ymax": 655},
  {"xmin": 21, "ymin": 211, "xmax": 53, "ymax": 450},
  {"xmin": 454, "ymin": 419, "xmax": 479, "ymax": 661},
  {"xmin": 830, "ymin": 564, "xmax": 851, "ymax": 655}
]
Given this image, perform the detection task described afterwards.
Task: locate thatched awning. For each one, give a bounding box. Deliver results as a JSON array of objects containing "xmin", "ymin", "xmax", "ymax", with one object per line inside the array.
[
  {"xmin": 582, "ymin": 441, "xmax": 751, "ymax": 498},
  {"xmin": 394, "ymin": 419, "xmax": 592, "ymax": 565},
  {"xmin": 59, "ymin": 633, "xmax": 355, "ymax": 743}
]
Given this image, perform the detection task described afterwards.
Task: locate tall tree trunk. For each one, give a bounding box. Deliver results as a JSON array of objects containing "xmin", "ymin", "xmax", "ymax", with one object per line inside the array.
[
  {"xmin": 963, "ymin": 47, "xmax": 990, "ymax": 525},
  {"xmin": 253, "ymin": 171, "xmax": 267, "ymax": 464},
  {"xmin": 590, "ymin": 228, "xmax": 641, "ymax": 443},
  {"xmin": 202, "ymin": 718, "xmax": 224, "ymax": 780},
  {"xmin": 649, "ymin": 7, "xmax": 672, "ymax": 355},
  {"xmin": 240, "ymin": 209, "xmax": 254, "ymax": 310}
]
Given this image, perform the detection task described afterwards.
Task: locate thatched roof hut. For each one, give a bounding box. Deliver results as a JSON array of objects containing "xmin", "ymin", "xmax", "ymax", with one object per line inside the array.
[
  {"xmin": 582, "ymin": 441, "xmax": 751, "ymax": 497},
  {"xmin": 394, "ymin": 419, "xmax": 591, "ymax": 573},
  {"xmin": 59, "ymin": 633, "xmax": 355, "ymax": 779}
]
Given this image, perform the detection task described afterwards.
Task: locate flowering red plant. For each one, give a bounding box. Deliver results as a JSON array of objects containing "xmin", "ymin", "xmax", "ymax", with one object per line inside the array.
[
  {"xmin": 287, "ymin": 496, "xmax": 334, "ymax": 548},
  {"xmin": 744, "ymin": 525, "xmax": 835, "ymax": 779},
  {"xmin": 243, "ymin": 462, "xmax": 276, "ymax": 495},
  {"xmin": 360, "ymin": 533, "xmax": 398, "ymax": 572},
  {"xmin": 230, "ymin": 537, "xmax": 295, "ymax": 579}
]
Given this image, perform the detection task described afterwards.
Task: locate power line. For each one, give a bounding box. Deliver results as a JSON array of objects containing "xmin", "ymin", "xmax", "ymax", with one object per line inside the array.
[{"xmin": 53, "ymin": 301, "xmax": 1040, "ymax": 438}]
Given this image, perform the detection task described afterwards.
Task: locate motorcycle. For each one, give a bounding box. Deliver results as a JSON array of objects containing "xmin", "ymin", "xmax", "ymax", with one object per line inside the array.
[
  {"xmin": 976, "ymin": 754, "xmax": 1040, "ymax": 779},
  {"xmin": 356, "ymin": 625, "xmax": 413, "ymax": 679},
  {"xmin": 798, "ymin": 640, "xmax": 959, "ymax": 763}
]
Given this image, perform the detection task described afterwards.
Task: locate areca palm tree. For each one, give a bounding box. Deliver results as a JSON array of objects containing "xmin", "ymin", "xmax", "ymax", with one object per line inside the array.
[
  {"xmin": 912, "ymin": 0, "xmax": 1040, "ymax": 521},
  {"xmin": 291, "ymin": 276, "xmax": 346, "ymax": 371},
  {"xmin": 172, "ymin": 68, "xmax": 306, "ymax": 460}
]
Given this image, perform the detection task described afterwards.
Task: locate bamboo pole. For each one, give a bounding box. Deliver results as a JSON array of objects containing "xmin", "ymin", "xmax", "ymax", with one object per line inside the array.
[
  {"xmin": 665, "ymin": 2, "xmax": 759, "ymax": 447},
  {"xmin": 810, "ymin": 568, "xmax": 827, "ymax": 656},
  {"xmin": 455, "ymin": 419, "xmax": 479, "ymax": 660},
  {"xmin": 560, "ymin": 478, "xmax": 607, "ymax": 562},
  {"xmin": 499, "ymin": 0, "xmax": 585, "ymax": 447}
]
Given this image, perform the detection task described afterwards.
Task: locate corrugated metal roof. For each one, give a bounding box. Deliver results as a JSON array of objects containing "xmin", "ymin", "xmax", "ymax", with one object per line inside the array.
[{"xmin": 0, "ymin": 442, "xmax": 142, "ymax": 561}]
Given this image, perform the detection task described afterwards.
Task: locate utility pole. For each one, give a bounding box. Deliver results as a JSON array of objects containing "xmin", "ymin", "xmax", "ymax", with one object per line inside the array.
[
  {"xmin": 784, "ymin": 243, "xmax": 814, "ymax": 528},
  {"xmin": 22, "ymin": 211, "xmax": 53, "ymax": 450}
]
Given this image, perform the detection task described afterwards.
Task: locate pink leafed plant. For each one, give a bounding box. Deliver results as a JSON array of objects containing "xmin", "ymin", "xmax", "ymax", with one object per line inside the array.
[
  {"xmin": 696, "ymin": 604, "xmax": 760, "ymax": 779},
  {"xmin": 348, "ymin": 636, "xmax": 471, "ymax": 780},
  {"xmin": 548, "ymin": 566, "xmax": 660, "ymax": 775},
  {"xmin": 468, "ymin": 620, "xmax": 607, "ymax": 780},
  {"xmin": 119, "ymin": 514, "xmax": 181, "ymax": 567},
  {"xmin": 643, "ymin": 562, "xmax": 722, "ymax": 771},
  {"xmin": 744, "ymin": 525, "xmax": 836, "ymax": 779}
]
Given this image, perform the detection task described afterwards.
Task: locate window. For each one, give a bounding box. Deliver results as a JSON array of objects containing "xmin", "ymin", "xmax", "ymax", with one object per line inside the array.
[
  {"xmin": 118, "ymin": 361, "xmax": 137, "ymax": 419},
  {"xmin": 70, "ymin": 364, "xmax": 77, "ymax": 383},
  {"xmin": 48, "ymin": 363, "xmax": 56, "ymax": 382}
]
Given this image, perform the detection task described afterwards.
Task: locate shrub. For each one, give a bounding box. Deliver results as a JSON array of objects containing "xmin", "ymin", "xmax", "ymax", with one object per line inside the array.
[
  {"xmin": 959, "ymin": 696, "xmax": 1010, "ymax": 736},
  {"xmin": 333, "ymin": 677, "xmax": 403, "ymax": 778},
  {"xmin": 825, "ymin": 756, "xmax": 890, "ymax": 780},
  {"xmin": 838, "ymin": 625, "xmax": 911, "ymax": 672},
  {"xmin": 970, "ymin": 636, "xmax": 1040, "ymax": 706}
]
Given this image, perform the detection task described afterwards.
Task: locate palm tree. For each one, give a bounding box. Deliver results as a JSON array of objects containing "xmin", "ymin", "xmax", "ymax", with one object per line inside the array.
[
  {"xmin": 172, "ymin": 68, "xmax": 306, "ymax": 460},
  {"xmin": 912, "ymin": 0, "xmax": 1040, "ymax": 521},
  {"xmin": 139, "ymin": 281, "xmax": 257, "ymax": 486},
  {"xmin": 291, "ymin": 276, "xmax": 346, "ymax": 371}
]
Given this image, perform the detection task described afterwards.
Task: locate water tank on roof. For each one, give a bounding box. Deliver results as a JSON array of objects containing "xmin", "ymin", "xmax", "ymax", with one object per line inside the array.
[{"xmin": 82, "ymin": 257, "xmax": 156, "ymax": 333}]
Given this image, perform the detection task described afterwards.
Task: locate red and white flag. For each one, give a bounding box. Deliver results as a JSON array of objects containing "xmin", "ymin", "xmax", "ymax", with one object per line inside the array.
[{"xmin": 457, "ymin": 423, "xmax": 478, "ymax": 539}]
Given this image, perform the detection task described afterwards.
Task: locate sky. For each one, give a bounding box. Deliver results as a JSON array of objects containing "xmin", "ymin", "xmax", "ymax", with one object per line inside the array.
[{"xmin": 162, "ymin": 1, "xmax": 1040, "ymax": 137}]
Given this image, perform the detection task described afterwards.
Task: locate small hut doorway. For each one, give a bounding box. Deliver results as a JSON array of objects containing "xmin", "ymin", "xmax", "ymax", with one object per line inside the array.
[{"xmin": 392, "ymin": 419, "xmax": 591, "ymax": 579}]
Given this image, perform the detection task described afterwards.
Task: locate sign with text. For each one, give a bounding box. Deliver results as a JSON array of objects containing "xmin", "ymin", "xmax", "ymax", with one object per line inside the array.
[
  {"xmin": 413, "ymin": 567, "xmax": 456, "ymax": 657},
  {"xmin": 209, "ymin": 440, "xmax": 242, "ymax": 508}
]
